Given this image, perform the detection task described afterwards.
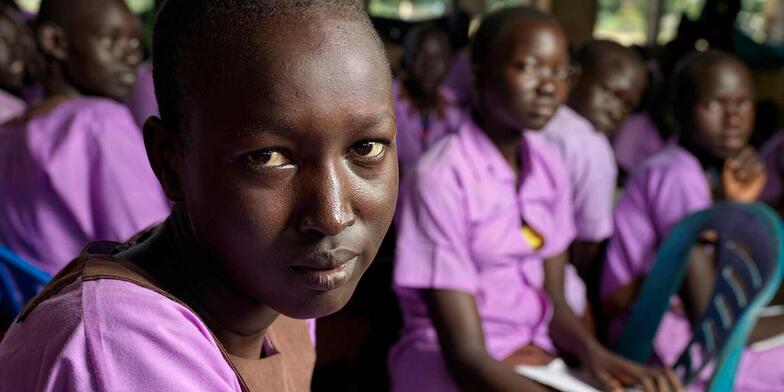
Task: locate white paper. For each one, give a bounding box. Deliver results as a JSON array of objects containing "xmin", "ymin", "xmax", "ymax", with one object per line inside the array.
[{"xmin": 516, "ymin": 358, "xmax": 601, "ymax": 392}]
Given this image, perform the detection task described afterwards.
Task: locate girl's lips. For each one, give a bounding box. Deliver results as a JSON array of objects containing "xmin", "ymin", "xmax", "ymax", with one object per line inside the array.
[{"xmin": 291, "ymin": 256, "xmax": 358, "ymax": 292}]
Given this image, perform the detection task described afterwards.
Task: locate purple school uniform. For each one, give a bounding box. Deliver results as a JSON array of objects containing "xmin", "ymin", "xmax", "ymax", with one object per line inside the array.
[
  {"xmin": 761, "ymin": 132, "xmax": 784, "ymax": 205},
  {"xmin": 0, "ymin": 97, "xmax": 170, "ymax": 274},
  {"xmin": 125, "ymin": 62, "xmax": 159, "ymax": 129},
  {"xmin": 441, "ymin": 51, "xmax": 473, "ymax": 109},
  {"xmin": 0, "ymin": 89, "xmax": 25, "ymax": 124},
  {"xmin": 613, "ymin": 113, "xmax": 667, "ymax": 175},
  {"xmin": 389, "ymin": 119, "xmax": 578, "ymax": 392},
  {"xmin": 393, "ymin": 79, "xmax": 463, "ymax": 178},
  {"xmin": 542, "ymin": 106, "xmax": 617, "ymax": 242},
  {"xmin": 0, "ymin": 278, "xmax": 246, "ymax": 391},
  {"xmin": 603, "ymin": 144, "xmax": 784, "ymax": 391},
  {"xmin": 0, "ymin": 249, "xmax": 316, "ymax": 391}
]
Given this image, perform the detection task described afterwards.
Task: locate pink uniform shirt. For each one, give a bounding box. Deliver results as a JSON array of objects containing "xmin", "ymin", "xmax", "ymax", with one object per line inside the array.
[
  {"xmin": 125, "ymin": 62, "xmax": 159, "ymax": 130},
  {"xmin": 0, "ymin": 89, "xmax": 25, "ymax": 124},
  {"xmin": 612, "ymin": 113, "xmax": 667, "ymax": 175},
  {"xmin": 392, "ymin": 79, "xmax": 464, "ymax": 178},
  {"xmin": 389, "ymin": 119, "xmax": 578, "ymax": 392},
  {"xmin": 0, "ymin": 278, "xmax": 245, "ymax": 391},
  {"xmin": 542, "ymin": 106, "xmax": 617, "ymax": 242},
  {"xmin": 603, "ymin": 144, "xmax": 784, "ymax": 391},
  {"xmin": 0, "ymin": 97, "xmax": 170, "ymax": 274}
]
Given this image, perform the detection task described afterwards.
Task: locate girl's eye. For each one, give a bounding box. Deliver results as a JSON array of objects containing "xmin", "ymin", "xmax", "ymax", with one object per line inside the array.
[
  {"xmin": 351, "ymin": 141, "xmax": 386, "ymax": 159},
  {"xmin": 245, "ymin": 150, "xmax": 291, "ymax": 167}
]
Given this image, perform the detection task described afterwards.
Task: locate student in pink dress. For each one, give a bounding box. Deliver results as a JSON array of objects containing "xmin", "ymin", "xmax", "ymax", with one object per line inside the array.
[
  {"xmin": 0, "ymin": 0, "xmax": 168, "ymax": 274},
  {"xmin": 603, "ymin": 50, "xmax": 784, "ymax": 391},
  {"xmin": 0, "ymin": 4, "xmax": 30, "ymax": 123},
  {"xmin": 390, "ymin": 6, "xmax": 679, "ymax": 392},
  {"xmin": 544, "ymin": 40, "xmax": 647, "ymax": 299},
  {"xmin": 394, "ymin": 25, "xmax": 463, "ymax": 181},
  {"xmin": 0, "ymin": 0, "xmax": 396, "ymax": 390}
]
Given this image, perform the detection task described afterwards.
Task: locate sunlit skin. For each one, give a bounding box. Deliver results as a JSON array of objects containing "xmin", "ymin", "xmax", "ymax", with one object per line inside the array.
[
  {"xmin": 569, "ymin": 45, "xmax": 647, "ymax": 136},
  {"xmin": 38, "ymin": 0, "xmax": 141, "ymax": 101},
  {"xmin": 125, "ymin": 15, "xmax": 398, "ymax": 359}
]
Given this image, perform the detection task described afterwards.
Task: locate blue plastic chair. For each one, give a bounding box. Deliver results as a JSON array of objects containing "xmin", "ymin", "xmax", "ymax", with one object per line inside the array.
[
  {"xmin": 0, "ymin": 246, "xmax": 51, "ymax": 317},
  {"xmin": 613, "ymin": 203, "xmax": 784, "ymax": 391}
]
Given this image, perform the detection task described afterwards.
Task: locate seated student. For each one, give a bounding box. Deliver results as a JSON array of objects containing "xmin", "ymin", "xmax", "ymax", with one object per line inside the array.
[
  {"xmin": 390, "ymin": 7, "xmax": 679, "ymax": 392},
  {"xmin": 603, "ymin": 50, "xmax": 784, "ymax": 391},
  {"xmin": 0, "ymin": 0, "xmax": 169, "ymax": 275},
  {"xmin": 0, "ymin": 0, "xmax": 396, "ymax": 390},
  {"xmin": 0, "ymin": 4, "xmax": 30, "ymax": 123},
  {"xmin": 540, "ymin": 39, "xmax": 647, "ymax": 290},
  {"xmin": 395, "ymin": 24, "xmax": 463, "ymax": 181}
]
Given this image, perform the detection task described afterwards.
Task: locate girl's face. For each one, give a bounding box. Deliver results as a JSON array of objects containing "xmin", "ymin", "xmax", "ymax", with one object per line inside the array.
[
  {"xmin": 60, "ymin": 0, "xmax": 141, "ymax": 100},
  {"xmin": 477, "ymin": 20, "xmax": 571, "ymax": 131},
  {"xmin": 407, "ymin": 33, "xmax": 450, "ymax": 96},
  {"xmin": 571, "ymin": 60, "xmax": 646, "ymax": 136},
  {"xmin": 0, "ymin": 11, "xmax": 30, "ymax": 91},
  {"xmin": 171, "ymin": 18, "xmax": 397, "ymax": 319},
  {"xmin": 689, "ymin": 61, "xmax": 755, "ymax": 160}
]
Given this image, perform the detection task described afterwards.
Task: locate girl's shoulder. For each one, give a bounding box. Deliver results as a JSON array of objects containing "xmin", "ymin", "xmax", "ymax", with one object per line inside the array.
[{"xmin": 0, "ymin": 253, "xmax": 242, "ymax": 392}]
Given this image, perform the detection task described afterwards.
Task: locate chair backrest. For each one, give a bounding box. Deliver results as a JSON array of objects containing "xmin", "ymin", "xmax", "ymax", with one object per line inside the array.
[
  {"xmin": 613, "ymin": 203, "xmax": 784, "ymax": 391},
  {"xmin": 0, "ymin": 246, "xmax": 51, "ymax": 317}
]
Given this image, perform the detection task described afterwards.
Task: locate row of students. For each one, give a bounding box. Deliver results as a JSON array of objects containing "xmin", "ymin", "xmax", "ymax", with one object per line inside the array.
[
  {"xmin": 1, "ymin": 0, "xmax": 392, "ymax": 390},
  {"xmin": 389, "ymin": 6, "xmax": 784, "ymax": 392},
  {"xmin": 603, "ymin": 50, "xmax": 784, "ymax": 391},
  {"xmin": 390, "ymin": 7, "xmax": 679, "ymax": 392},
  {"xmin": 0, "ymin": 0, "xmax": 169, "ymax": 275}
]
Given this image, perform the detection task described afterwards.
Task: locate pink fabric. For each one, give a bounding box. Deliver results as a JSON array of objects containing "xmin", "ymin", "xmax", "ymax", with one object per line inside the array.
[
  {"xmin": 125, "ymin": 62, "xmax": 158, "ymax": 129},
  {"xmin": 0, "ymin": 97, "xmax": 170, "ymax": 275},
  {"xmin": 392, "ymin": 79, "xmax": 464, "ymax": 179},
  {"xmin": 612, "ymin": 113, "xmax": 667, "ymax": 175},
  {"xmin": 761, "ymin": 132, "xmax": 784, "ymax": 205},
  {"xmin": 0, "ymin": 89, "xmax": 25, "ymax": 125},
  {"xmin": 389, "ymin": 119, "xmax": 576, "ymax": 392},
  {"xmin": 603, "ymin": 145, "xmax": 711, "ymax": 299},
  {"xmin": 441, "ymin": 52, "xmax": 472, "ymax": 110},
  {"xmin": 603, "ymin": 144, "xmax": 784, "ymax": 391},
  {"xmin": 542, "ymin": 106, "xmax": 617, "ymax": 242},
  {"xmin": 0, "ymin": 278, "xmax": 244, "ymax": 391}
]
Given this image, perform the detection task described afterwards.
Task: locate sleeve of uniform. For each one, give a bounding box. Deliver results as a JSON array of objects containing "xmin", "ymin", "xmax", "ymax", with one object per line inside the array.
[
  {"xmin": 86, "ymin": 104, "xmax": 171, "ymax": 242},
  {"xmin": 538, "ymin": 139, "xmax": 577, "ymax": 259},
  {"xmin": 602, "ymin": 161, "xmax": 711, "ymax": 299},
  {"xmin": 571, "ymin": 134, "xmax": 617, "ymax": 242},
  {"xmin": 393, "ymin": 165, "xmax": 479, "ymax": 295},
  {"xmin": 81, "ymin": 280, "xmax": 243, "ymax": 392}
]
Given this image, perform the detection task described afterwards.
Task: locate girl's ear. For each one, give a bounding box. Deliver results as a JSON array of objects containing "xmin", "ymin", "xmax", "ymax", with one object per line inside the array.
[
  {"xmin": 143, "ymin": 116, "xmax": 185, "ymax": 202},
  {"xmin": 37, "ymin": 22, "xmax": 68, "ymax": 60}
]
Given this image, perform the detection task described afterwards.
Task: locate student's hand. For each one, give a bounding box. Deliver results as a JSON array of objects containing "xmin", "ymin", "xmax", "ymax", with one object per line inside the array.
[
  {"xmin": 722, "ymin": 147, "xmax": 767, "ymax": 203},
  {"xmin": 581, "ymin": 344, "xmax": 682, "ymax": 392}
]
